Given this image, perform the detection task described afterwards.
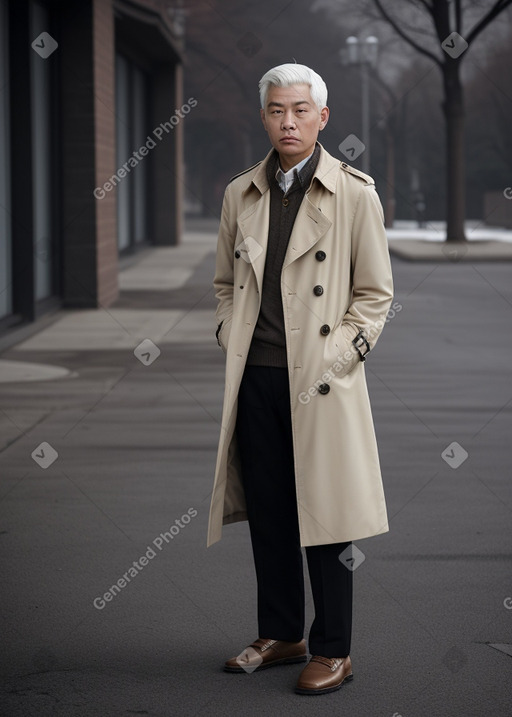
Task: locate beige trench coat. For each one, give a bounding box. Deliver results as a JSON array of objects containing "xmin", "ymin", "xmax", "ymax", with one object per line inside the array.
[{"xmin": 207, "ymin": 143, "xmax": 394, "ymax": 548}]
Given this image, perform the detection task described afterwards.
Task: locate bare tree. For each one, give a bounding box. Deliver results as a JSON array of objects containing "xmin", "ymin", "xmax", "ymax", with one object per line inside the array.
[{"xmin": 371, "ymin": 0, "xmax": 512, "ymax": 241}]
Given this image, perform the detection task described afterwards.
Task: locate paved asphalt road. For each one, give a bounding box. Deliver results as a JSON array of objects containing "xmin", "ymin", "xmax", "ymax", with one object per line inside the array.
[{"xmin": 1, "ymin": 226, "xmax": 511, "ymax": 716}]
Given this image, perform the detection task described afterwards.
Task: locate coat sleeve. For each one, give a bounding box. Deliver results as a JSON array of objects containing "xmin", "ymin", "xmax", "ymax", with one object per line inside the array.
[
  {"xmin": 341, "ymin": 183, "xmax": 394, "ymax": 357},
  {"xmin": 213, "ymin": 184, "xmax": 238, "ymax": 351}
]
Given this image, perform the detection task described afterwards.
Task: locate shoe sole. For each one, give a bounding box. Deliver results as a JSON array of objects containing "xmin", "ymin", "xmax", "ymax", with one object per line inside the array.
[
  {"xmin": 295, "ymin": 672, "xmax": 354, "ymax": 695},
  {"xmin": 223, "ymin": 655, "xmax": 308, "ymax": 673}
]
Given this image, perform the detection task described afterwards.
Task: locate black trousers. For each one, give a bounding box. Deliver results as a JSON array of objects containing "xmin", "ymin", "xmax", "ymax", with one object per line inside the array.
[{"xmin": 236, "ymin": 365, "xmax": 353, "ymax": 658}]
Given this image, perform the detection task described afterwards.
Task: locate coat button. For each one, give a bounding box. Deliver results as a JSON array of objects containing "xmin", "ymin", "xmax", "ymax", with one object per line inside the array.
[
  {"xmin": 313, "ymin": 285, "xmax": 324, "ymax": 296},
  {"xmin": 318, "ymin": 383, "xmax": 330, "ymax": 395},
  {"xmin": 320, "ymin": 324, "xmax": 330, "ymax": 336},
  {"xmin": 282, "ymin": 197, "xmax": 289, "ymax": 207},
  {"xmin": 235, "ymin": 250, "xmax": 240, "ymax": 259},
  {"xmin": 315, "ymin": 250, "xmax": 326, "ymax": 261}
]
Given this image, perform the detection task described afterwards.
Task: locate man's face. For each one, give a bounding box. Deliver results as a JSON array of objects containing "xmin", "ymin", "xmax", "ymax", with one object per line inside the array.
[{"xmin": 260, "ymin": 83, "xmax": 329, "ymax": 171}]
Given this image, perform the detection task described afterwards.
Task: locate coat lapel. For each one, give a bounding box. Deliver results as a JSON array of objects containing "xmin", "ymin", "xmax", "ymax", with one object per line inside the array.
[
  {"xmin": 283, "ymin": 195, "xmax": 332, "ymax": 269},
  {"xmin": 235, "ymin": 144, "xmax": 339, "ymax": 283},
  {"xmin": 283, "ymin": 145, "xmax": 338, "ymax": 268},
  {"xmin": 236, "ymin": 192, "xmax": 270, "ymax": 296}
]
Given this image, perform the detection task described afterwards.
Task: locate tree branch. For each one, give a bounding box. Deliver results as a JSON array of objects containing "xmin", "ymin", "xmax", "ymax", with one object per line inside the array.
[
  {"xmin": 430, "ymin": 0, "xmax": 451, "ymax": 45},
  {"xmin": 372, "ymin": 0, "xmax": 442, "ymax": 66},
  {"xmin": 466, "ymin": 0, "xmax": 512, "ymax": 46},
  {"xmin": 416, "ymin": 0, "xmax": 434, "ymax": 14},
  {"xmin": 455, "ymin": 0, "xmax": 462, "ymax": 34}
]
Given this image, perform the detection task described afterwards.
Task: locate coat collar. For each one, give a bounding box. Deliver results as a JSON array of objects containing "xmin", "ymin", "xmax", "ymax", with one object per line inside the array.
[
  {"xmin": 249, "ymin": 142, "xmax": 339, "ymax": 196},
  {"xmin": 237, "ymin": 144, "xmax": 335, "ymax": 291}
]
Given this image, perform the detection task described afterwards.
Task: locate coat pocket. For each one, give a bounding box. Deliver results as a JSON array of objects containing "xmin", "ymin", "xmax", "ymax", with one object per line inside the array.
[{"xmin": 329, "ymin": 322, "xmax": 362, "ymax": 379}]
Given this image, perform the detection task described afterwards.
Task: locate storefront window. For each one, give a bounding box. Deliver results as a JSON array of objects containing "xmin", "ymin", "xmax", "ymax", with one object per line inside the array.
[
  {"xmin": 30, "ymin": 0, "xmax": 54, "ymax": 301},
  {"xmin": 115, "ymin": 53, "xmax": 149, "ymax": 252}
]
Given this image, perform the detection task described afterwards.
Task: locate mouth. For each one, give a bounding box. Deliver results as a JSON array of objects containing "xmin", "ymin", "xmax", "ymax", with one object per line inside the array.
[{"xmin": 280, "ymin": 136, "xmax": 300, "ymax": 143}]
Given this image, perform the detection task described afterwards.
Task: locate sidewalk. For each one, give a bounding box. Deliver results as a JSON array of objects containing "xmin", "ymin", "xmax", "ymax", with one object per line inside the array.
[
  {"xmin": 387, "ymin": 220, "xmax": 512, "ymax": 261},
  {"xmin": 1, "ymin": 221, "xmax": 511, "ymax": 716}
]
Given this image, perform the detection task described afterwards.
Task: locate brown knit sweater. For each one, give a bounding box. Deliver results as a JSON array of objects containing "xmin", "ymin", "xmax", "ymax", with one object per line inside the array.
[{"xmin": 246, "ymin": 144, "xmax": 321, "ymax": 367}]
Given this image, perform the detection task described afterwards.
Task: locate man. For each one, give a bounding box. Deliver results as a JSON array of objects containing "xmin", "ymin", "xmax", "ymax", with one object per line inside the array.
[{"xmin": 207, "ymin": 63, "xmax": 393, "ymax": 696}]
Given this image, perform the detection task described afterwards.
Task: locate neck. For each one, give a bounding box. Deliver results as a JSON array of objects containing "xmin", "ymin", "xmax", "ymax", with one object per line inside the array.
[
  {"xmin": 278, "ymin": 156, "xmax": 301, "ymax": 172},
  {"xmin": 277, "ymin": 144, "xmax": 316, "ymax": 172}
]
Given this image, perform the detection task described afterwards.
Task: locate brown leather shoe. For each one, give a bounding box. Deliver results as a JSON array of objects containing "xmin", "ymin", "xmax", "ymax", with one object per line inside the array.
[
  {"xmin": 295, "ymin": 655, "xmax": 353, "ymax": 695},
  {"xmin": 224, "ymin": 638, "xmax": 307, "ymax": 673}
]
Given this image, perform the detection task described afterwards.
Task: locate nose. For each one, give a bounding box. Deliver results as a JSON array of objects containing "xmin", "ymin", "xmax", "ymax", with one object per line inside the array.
[{"xmin": 281, "ymin": 111, "xmax": 296, "ymax": 130}]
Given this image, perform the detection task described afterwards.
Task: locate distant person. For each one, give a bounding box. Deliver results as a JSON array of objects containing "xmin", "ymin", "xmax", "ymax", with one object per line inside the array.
[{"xmin": 208, "ymin": 63, "xmax": 394, "ymax": 696}]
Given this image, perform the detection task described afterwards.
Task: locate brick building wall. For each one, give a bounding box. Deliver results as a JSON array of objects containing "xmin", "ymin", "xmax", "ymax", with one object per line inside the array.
[{"xmin": 1, "ymin": 0, "xmax": 183, "ymax": 334}]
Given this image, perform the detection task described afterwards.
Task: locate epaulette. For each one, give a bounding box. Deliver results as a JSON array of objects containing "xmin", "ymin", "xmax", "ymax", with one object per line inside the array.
[
  {"xmin": 228, "ymin": 161, "xmax": 262, "ymax": 184},
  {"xmin": 340, "ymin": 162, "xmax": 374, "ymax": 186}
]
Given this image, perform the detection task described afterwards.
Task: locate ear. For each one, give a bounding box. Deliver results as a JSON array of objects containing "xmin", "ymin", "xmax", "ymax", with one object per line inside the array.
[
  {"xmin": 319, "ymin": 106, "xmax": 330, "ymax": 131},
  {"xmin": 260, "ymin": 108, "xmax": 268, "ymax": 132}
]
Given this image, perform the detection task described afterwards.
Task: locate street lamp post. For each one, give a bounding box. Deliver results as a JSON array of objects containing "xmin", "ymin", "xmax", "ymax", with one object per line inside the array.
[{"xmin": 344, "ymin": 36, "xmax": 379, "ymax": 174}]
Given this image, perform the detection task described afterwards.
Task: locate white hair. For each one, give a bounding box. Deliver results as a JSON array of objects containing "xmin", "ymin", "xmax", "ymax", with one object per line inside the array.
[{"xmin": 259, "ymin": 63, "xmax": 328, "ymax": 112}]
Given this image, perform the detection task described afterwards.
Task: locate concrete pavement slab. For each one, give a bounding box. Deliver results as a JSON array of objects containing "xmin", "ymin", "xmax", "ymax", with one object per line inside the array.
[{"xmin": 14, "ymin": 309, "xmax": 185, "ymax": 352}]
